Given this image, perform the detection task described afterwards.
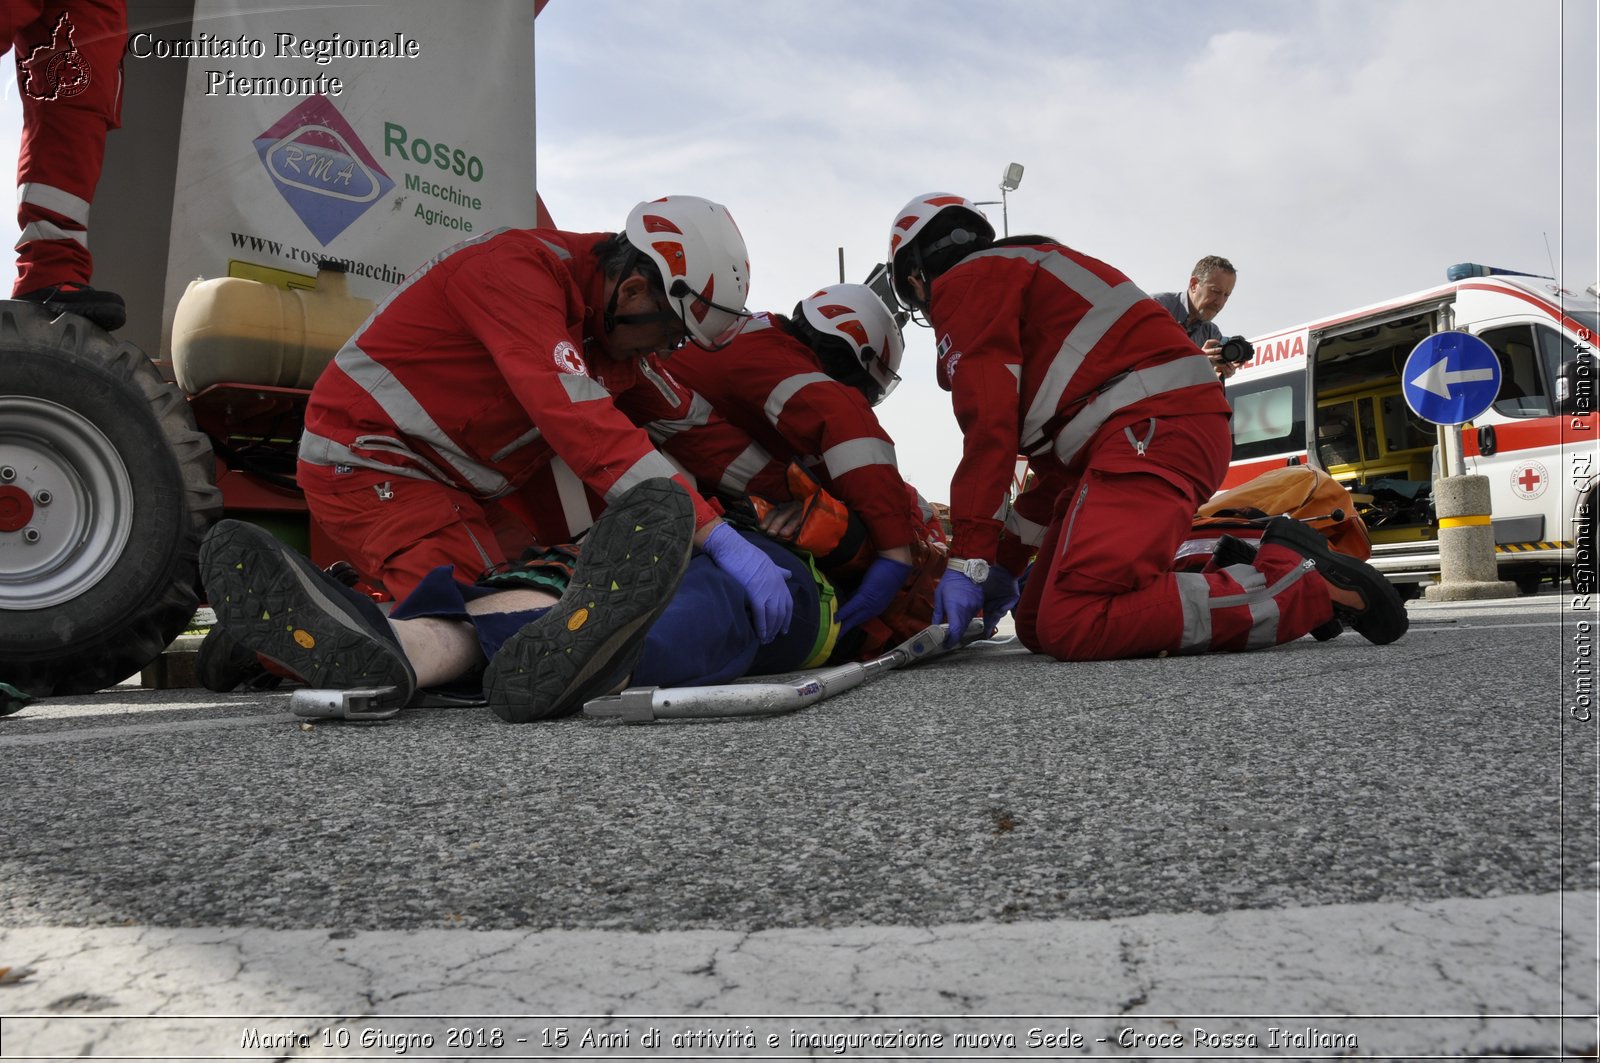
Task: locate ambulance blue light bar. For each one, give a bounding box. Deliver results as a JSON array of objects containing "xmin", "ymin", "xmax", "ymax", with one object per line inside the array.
[{"xmin": 1447, "ymin": 262, "xmax": 1554, "ymax": 281}]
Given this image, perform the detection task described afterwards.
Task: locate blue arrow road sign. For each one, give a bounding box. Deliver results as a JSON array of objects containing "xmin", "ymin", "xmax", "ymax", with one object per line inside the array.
[{"xmin": 1401, "ymin": 332, "xmax": 1502, "ymax": 425}]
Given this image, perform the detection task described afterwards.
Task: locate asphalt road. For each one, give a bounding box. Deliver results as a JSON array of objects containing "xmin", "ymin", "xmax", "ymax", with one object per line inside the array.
[{"xmin": 0, "ymin": 588, "xmax": 1594, "ymax": 1060}]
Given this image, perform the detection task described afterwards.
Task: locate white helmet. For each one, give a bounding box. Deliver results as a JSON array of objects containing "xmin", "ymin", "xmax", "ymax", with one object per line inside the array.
[
  {"xmin": 886, "ymin": 192, "xmax": 994, "ymax": 309},
  {"xmin": 626, "ymin": 196, "xmax": 751, "ymax": 350},
  {"xmin": 797, "ymin": 283, "xmax": 905, "ymax": 405}
]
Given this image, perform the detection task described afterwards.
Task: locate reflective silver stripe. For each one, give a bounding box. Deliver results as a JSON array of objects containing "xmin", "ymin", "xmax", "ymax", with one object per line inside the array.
[
  {"xmin": 914, "ymin": 490, "xmax": 937, "ymax": 525},
  {"xmin": 548, "ymin": 457, "xmax": 595, "ymax": 536},
  {"xmin": 537, "ymin": 236, "xmax": 572, "ymax": 260},
  {"xmin": 645, "ymin": 392, "xmax": 713, "ymax": 443},
  {"xmin": 763, "ymin": 372, "xmax": 832, "ymax": 427},
  {"xmin": 720, "ymin": 440, "xmax": 774, "ymax": 495},
  {"xmin": 1021, "ymin": 278, "xmax": 1149, "ymax": 449},
  {"xmin": 822, "ymin": 437, "xmax": 897, "ymax": 479},
  {"xmin": 331, "ymin": 343, "xmax": 511, "ymax": 496},
  {"xmin": 298, "ymin": 429, "xmax": 440, "ymax": 485},
  {"xmin": 1049, "ymin": 356, "xmax": 1217, "ymax": 467},
  {"xmin": 605, "ymin": 450, "xmax": 682, "ymax": 502},
  {"xmin": 17, "ymin": 220, "xmax": 85, "ymax": 248},
  {"xmin": 957, "ymin": 246, "xmax": 1149, "ymax": 452},
  {"xmin": 1003, "ymin": 506, "xmax": 1047, "ymax": 548},
  {"xmin": 346, "ymin": 228, "xmax": 504, "ymax": 348},
  {"xmin": 1175, "ymin": 572, "xmax": 1215, "ymax": 652},
  {"xmin": 490, "ymin": 425, "xmax": 543, "ymax": 463},
  {"xmin": 19, "ymin": 182, "xmax": 90, "ymax": 224},
  {"xmin": 560, "ymin": 372, "xmax": 611, "ymax": 404},
  {"xmin": 1177, "ymin": 560, "xmax": 1312, "ymax": 653},
  {"xmin": 1222, "ymin": 563, "xmax": 1266, "ymax": 594}
]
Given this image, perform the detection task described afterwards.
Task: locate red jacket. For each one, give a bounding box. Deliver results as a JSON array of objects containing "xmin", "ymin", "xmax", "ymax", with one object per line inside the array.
[
  {"xmin": 928, "ymin": 242, "xmax": 1231, "ymax": 569},
  {"xmin": 665, "ymin": 313, "xmax": 920, "ymax": 551},
  {"xmin": 298, "ymin": 228, "xmax": 747, "ymax": 537}
]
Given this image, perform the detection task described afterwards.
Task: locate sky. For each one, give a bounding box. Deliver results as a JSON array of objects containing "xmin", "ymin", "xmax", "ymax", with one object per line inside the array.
[{"xmin": 3, "ymin": 0, "xmax": 1597, "ymax": 501}]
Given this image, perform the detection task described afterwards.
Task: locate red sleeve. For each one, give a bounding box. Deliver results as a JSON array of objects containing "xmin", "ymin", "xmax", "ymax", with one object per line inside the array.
[
  {"xmin": 929, "ymin": 262, "xmax": 1028, "ymax": 564},
  {"xmin": 713, "ymin": 332, "xmax": 915, "ymax": 550},
  {"xmin": 443, "ymin": 246, "xmax": 718, "ymax": 527},
  {"xmin": 610, "ymin": 354, "xmax": 784, "ymax": 516}
]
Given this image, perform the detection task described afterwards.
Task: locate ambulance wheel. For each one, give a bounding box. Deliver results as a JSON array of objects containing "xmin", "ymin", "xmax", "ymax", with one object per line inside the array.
[{"xmin": 0, "ymin": 304, "xmax": 222, "ymax": 698}]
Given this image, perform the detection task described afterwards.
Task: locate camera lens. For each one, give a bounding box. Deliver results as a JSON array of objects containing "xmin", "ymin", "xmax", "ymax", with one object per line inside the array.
[{"xmin": 1219, "ymin": 336, "xmax": 1254, "ymax": 364}]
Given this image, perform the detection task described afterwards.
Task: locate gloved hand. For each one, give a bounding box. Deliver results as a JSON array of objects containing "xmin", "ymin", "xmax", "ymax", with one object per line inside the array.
[
  {"xmin": 979, "ymin": 563, "xmax": 1020, "ymax": 638},
  {"xmin": 702, "ymin": 523, "xmax": 794, "ymax": 643},
  {"xmin": 931, "ymin": 568, "xmax": 983, "ymax": 648},
  {"xmin": 834, "ymin": 555, "xmax": 914, "ymax": 633}
]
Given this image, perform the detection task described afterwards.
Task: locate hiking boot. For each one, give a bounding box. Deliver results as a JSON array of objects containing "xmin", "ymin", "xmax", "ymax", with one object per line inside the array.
[
  {"xmin": 1259, "ymin": 516, "xmax": 1408, "ymax": 645},
  {"xmin": 15, "ymin": 282, "xmax": 126, "ymax": 331},
  {"xmin": 199, "ymin": 520, "xmax": 416, "ymax": 707},
  {"xmin": 194, "ymin": 626, "xmax": 285, "ymax": 693},
  {"xmin": 483, "ymin": 478, "xmax": 694, "ymax": 723},
  {"xmin": 1213, "ymin": 533, "xmax": 1343, "ymax": 641}
]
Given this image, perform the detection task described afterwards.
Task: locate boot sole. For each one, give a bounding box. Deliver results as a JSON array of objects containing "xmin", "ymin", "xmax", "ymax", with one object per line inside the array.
[
  {"xmin": 199, "ymin": 520, "xmax": 416, "ymax": 705},
  {"xmin": 1261, "ymin": 518, "xmax": 1408, "ymax": 645},
  {"xmin": 483, "ymin": 479, "xmax": 694, "ymax": 722}
]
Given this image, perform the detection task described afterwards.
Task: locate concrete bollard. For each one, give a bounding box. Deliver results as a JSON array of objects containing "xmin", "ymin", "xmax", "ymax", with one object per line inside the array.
[{"xmin": 1425, "ymin": 474, "xmax": 1517, "ymax": 601}]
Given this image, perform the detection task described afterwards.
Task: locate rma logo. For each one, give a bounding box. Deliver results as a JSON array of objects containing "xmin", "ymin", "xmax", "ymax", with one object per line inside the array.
[{"xmin": 255, "ymin": 94, "xmax": 394, "ymax": 245}]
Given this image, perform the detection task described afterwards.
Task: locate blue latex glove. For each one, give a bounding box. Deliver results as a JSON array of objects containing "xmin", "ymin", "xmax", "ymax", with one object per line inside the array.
[
  {"xmin": 702, "ymin": 523, "xmax": 794, "ymax": 643},
  {"xmin": 931, "ymin": 568, "xmax": 983, "ymax": 648},
  {"xmin": 834, "ymin": 555, "xmax": 914, "ymax": 634},
  {"xmin": 980, "ymin": 563, "xmax": 1020, "ymax": 638}
]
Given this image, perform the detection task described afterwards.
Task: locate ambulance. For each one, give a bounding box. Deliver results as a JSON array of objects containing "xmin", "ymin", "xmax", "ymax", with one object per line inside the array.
[{"xmin": 1220, "ymin": 265, "xmax": 1597, "ymax": 594}]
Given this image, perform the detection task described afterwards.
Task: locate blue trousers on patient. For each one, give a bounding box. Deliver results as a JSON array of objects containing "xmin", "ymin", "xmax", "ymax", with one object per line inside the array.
[{"xmin": 392, "ymin": 528, "xmax": 822, "ymax": 691}]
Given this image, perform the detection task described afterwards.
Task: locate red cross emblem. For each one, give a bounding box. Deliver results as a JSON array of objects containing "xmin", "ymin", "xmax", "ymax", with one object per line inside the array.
[{"xmin": 1511, "ymin": 460, "xmax": 1548, "ymax": 499}]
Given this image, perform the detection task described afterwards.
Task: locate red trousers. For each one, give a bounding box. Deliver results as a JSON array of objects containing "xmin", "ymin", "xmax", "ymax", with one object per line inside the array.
[
  {"xmin": 4, "ymin": 0, "xmax": 126, "ymax": 294},
  {"xmin": 1014, "ymin": 411, "xmax": 1334, "ymax": 660},
  {"xmin": 303, "ymin": 459, "xmax": 609, "ymax": 600}
]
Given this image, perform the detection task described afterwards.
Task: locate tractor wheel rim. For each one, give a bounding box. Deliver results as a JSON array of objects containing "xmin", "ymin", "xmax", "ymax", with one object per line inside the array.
[{"xmin": 0, "ymin": 395, "xmax": 136, "ymax": 610}]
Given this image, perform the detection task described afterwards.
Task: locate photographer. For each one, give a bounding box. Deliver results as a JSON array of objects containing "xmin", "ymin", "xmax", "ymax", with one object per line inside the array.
[{"xmin": 1152, "ymin": 255, "xmax": 1240, "ymax": 379}]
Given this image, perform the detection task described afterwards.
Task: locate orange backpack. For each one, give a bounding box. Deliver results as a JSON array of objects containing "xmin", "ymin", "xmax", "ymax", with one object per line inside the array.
[{"xmin": 1176, "ymin": 465, "xmax": 1371, "ymax": 570}]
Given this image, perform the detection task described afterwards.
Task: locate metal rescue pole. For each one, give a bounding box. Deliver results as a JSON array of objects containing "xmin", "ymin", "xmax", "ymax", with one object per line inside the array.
[
  {"xmin": 1405, "ymin": 335, "xmax": 1516, "ymax": 602},
  {"xmin": 285, "ymin": 623, "xmax": 990, "ymax": 723},
  {"xmin": 582, "ymin": 621, "xmax": 988, "ymax": 722}
]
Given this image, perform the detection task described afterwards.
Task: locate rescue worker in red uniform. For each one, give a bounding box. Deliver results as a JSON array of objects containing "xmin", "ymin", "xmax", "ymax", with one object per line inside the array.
[
  {"xmin": 664, "ymin": 283, "xmax": 944, "ymax": 639},
  {"xmin": 296, "ymin": 195, "xmax": 794, "ymax": 642},
  {"xmin": 885, "ymin": 193, "xmax": 1408, "ymax": 658},
  {"xmin": 4, "ymin": 0, "xmax": 127, "ymax": 329}
]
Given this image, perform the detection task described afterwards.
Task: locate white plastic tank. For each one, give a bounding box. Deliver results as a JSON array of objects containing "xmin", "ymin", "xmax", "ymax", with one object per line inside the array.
[{"xmin": 171, "ymin": 264, "xmax": 376, "ymax": 394}]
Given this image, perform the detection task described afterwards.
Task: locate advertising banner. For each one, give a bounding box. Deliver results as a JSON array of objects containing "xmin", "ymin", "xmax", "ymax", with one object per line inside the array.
[{"xmin": 130, "ymin": 0, "xmax": 536, "ymax": 351}]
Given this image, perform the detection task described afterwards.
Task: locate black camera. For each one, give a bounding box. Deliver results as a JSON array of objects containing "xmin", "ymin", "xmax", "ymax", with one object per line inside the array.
[{"xmin": 1217, "ymin": 335, "xmax": 1254, "ymax": 365}]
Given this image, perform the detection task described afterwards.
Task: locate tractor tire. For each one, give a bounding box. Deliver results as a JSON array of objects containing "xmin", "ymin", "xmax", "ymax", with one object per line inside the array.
[{"xmin": 0, "ymin": 304, "xmax": 222, "ymax": 697}]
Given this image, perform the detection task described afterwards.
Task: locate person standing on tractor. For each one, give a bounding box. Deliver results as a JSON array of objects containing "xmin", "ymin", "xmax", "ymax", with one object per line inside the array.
[
  {"xmin": 293, "ymin": 195, "xmax": 794, "ymax": 642},
  {"xmin": 4, "ymin": 0, "xmax": 128, "ymax": 330},
  {"xmin": 884, "ymin": 192, "xmax": 1408, "ymax": 660},
  {"xmin": 664, "ymin": 283, "xmax": 947, "ymax": 647}
]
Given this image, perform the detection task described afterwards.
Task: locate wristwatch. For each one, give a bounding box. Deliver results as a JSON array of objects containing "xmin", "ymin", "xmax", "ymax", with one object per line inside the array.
[{"xmin": 947, "ymin": 557, "xmax": 990, "ymax": 583}]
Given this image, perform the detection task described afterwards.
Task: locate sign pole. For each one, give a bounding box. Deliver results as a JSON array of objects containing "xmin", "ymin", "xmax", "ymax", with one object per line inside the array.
[
  {"xmin": 1404, "ymin": 332, "xmax": 1516, "ymax": 601},
  {"xmin": 1437, "ymin": 423, "xmax": 1465, "ymax": 479}
]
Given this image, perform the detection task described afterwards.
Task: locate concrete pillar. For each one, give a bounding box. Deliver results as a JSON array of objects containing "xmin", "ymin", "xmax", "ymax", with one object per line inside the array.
[{"xmin": 1424, "ymin": 474, "xmax": 1517, "ymax": 601}]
